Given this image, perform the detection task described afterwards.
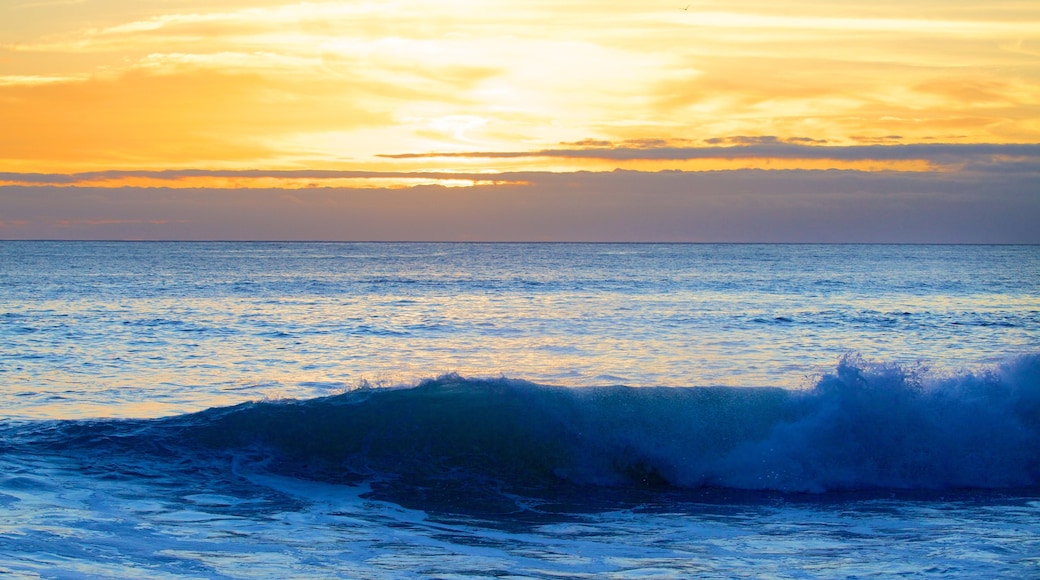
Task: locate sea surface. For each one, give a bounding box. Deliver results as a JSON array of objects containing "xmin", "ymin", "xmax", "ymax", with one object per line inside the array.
[{"xmin": 0, "ymin": 241, "xmax": 1038, "ymax": 578}]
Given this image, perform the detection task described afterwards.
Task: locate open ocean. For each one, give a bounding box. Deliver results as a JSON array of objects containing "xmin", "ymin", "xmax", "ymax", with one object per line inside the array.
[{"xmin": 1, "ymin": 241, "xmax": 1038, "ymax": 579}]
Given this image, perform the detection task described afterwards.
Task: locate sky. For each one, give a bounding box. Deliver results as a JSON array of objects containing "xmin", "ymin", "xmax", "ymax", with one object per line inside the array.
[{"xmin": 1, "ymin": 0, "xmax": 1038, "ymax": 242}]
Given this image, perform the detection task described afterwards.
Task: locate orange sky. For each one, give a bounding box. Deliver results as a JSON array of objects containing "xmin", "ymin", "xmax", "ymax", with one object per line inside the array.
[{"xmin": 1, "ymin": 1, "xmax": 1038, "ymax": 240}]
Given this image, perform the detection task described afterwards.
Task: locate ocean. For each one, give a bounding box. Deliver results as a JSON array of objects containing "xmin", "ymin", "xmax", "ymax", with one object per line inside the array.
[{"xmin": 1, "ymin": 241, "xmax": 1038, "ymax": 578}]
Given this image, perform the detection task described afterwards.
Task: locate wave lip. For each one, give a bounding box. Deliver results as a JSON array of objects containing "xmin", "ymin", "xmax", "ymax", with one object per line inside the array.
[
  {"xmin": 715, "ymin": 354, "xmax": 1040, "ymax": 492},
  {"xmin": 164, "ymin": 354, "xmax": 1040, "ymax": 496}
]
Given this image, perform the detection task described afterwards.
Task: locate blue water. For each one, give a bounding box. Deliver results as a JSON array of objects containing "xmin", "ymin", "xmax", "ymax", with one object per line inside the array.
[{"xmin": 1, "ymin": 242, "xmax": 1038, "ymax": 578}]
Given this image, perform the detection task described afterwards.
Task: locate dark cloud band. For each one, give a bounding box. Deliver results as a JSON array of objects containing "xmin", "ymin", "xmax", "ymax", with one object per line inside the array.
[{"xmin": 378, "ymin": 142, "xmax": 1040, "ymax": 163}]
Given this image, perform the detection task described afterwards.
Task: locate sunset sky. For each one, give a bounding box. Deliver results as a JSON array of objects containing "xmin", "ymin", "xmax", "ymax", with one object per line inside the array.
[{"xmin": 1, "ymin": 0, "xmax": 1038, "ymax": 241}]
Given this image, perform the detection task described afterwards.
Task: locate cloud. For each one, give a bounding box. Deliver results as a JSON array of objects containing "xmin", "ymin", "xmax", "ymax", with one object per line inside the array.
[
  {"xmin": 5, "ymin": 0, "xmax": 1039, "ymax": 172},
  {"xmin": 0, "ymin": 68, "xmax": 396, "ymax": 168},
  {"xmin": 378, "ymin": 141, "xmax": 1040, "ymax": 166},
  {"xmin": 0, "ymin": 173, "xmax": 79, "ymax": 184},
  {"xmin": 2, "ymin": 168, "xmax": 1036, "ymax": 243},
  {"xmin": 0, "ymin": 169, "xmax": 534, "ymax": 188},
  {"xmin": 6, "ymin": 143, "xmax": 1033, "ymax": 189}
]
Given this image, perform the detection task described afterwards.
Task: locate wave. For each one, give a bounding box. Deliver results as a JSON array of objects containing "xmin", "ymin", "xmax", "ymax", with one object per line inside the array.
[{"xmin": 6, "ymin": 354, "xmax": 1039, "ymax": 501}]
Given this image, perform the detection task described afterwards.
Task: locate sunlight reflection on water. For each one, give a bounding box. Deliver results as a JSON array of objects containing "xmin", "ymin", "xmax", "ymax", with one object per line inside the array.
[{"xmin": 2, "ymin": 242, "xmax": 1038, "ymax": 419}]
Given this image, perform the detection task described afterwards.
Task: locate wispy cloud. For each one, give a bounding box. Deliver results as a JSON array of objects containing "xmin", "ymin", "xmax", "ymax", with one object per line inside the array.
[
  {"xmin": 0, "ymin": 169, "xmax": 533, "ymax": 188},
  {"xmin": 3, "ymin": 0, "xmax": 1037, "ymax": 173},
  {"xmin": 0, "ymin": 75, "xmax": 87, "ymax": 86},
  {"xmin": 3, "ymin": 141, "xmax": 1036, "ymax": 189},
  {"xmin": 378, "ymin": 141, "xmax": 1040, "ymax": 166}
]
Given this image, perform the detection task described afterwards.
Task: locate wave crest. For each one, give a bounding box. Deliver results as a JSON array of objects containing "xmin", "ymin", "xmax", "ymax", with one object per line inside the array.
[
  {"xmin": 715, "ymin": 353, "xmax": 1040, "ymax": 491},
  {"xmin": 173, "ymin": 354, "xmax": 1040, "ymax": 494}
]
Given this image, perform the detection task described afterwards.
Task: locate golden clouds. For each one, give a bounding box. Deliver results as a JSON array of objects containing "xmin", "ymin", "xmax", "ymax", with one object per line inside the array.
[
  {"xmin": 0, "ymin": 0, "xmax": 1038, "ymax": 173},
  {"xmin": 0, "ymin": 68, "xmax": 397, "ymax": 170}
]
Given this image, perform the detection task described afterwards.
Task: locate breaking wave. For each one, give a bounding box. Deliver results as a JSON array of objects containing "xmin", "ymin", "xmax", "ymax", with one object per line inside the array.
[{"xmin": 7, "ymin": 354, "xmax": 1040, "ymax": 502}]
